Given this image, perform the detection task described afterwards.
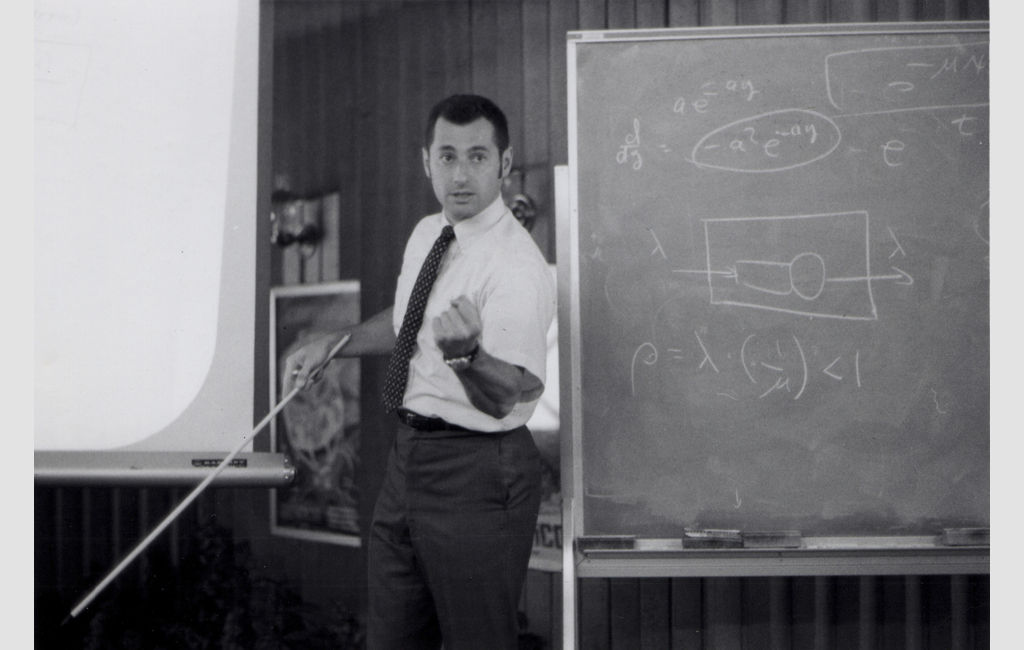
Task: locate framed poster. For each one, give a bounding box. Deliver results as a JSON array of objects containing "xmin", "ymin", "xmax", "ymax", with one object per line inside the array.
[{"xmin": 269, "ymin": 281, "xmax": 361, "ymax": 546}]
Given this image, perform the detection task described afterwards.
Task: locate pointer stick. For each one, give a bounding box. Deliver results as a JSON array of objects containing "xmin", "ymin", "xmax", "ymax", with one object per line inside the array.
[{"xmin": 65, "ymin": 334, "xmax": 352, "ymax": 623}]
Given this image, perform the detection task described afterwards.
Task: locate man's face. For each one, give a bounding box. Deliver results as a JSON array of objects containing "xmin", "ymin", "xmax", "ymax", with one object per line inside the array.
[{"xmin": 423, "ymin": 116, "xmax": 511, "ymax": 223}]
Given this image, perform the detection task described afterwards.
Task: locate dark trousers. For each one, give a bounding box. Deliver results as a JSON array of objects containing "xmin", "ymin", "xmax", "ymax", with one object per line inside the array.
[{"xmin": 367, "ymin": 422, "xmax": 542, "ymax": 650}]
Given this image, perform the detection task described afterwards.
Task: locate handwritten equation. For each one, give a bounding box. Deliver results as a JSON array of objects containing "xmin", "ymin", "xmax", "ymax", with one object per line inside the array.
[
  {"xmin": 610, "ymin": 43, "xmax": 987, "ymax": 175},
  {"xmin": 616, "ymin": 118, "xmax": 642, "ymax": 170},
  {"xmin": 825, "ymin": 43, "xmax": 988, "ymax": 115},
  {"xmin": 630, "ymin": 331, "xmax": 870, "ymax": 402}
]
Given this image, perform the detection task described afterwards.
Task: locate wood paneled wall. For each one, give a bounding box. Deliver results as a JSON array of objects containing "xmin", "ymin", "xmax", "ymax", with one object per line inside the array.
[{"xmin": 35, "ymin": 0, "xmax": 990, "ymax": 647}]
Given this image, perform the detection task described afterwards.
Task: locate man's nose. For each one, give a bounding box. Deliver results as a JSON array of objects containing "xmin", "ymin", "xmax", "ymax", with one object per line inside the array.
[{"xmin": 452, "ymin": 160, "xmax": 469, "ymax": 182}]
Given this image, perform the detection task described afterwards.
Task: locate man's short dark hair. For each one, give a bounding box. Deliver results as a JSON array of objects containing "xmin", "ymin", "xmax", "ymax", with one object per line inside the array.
[{"xmin": 425, "ymin": 94, "xmax": 510, "ymax": 153}]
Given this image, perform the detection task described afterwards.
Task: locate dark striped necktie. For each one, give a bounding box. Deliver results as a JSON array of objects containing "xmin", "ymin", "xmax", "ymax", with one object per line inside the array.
[{"xmin": 382, "ymin": 224, "xmax": 456, "ymax": 412}]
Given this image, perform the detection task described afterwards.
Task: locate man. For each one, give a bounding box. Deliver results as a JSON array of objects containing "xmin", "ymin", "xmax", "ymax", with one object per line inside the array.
[{"xmin": 283, "ymin": 94, "xmax": 556, "ymax": 650}]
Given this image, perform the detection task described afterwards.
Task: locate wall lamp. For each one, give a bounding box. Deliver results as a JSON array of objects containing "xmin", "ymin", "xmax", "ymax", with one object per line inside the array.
[{"xmin": 271, "ymin": 191, "xmax": 322, "ymax": 247}]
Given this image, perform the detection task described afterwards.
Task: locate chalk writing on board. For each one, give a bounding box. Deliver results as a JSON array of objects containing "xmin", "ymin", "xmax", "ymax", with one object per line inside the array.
[
  {"xmin": 825, "ymin": 44, "xmax": 988, "ymax": 115},
  {"xmin": 691, "ymin": 109, "xmax": 841, "ymax": 173},
  {"xmin": 616, "ymin": 118, "xmax": 642, "ymax": 170},
  {"xmin": 633, "ymin": 331, "xmax": 872, "ymax": 404},
  {"xmin": 630, "ymin": 342, "xmax": 657, "ymax": 396},
  {"xmin": 672, "ymin": 78, "xmax": 761, "ymax": 117},
  {"xmin": 881, "ymin": 140, "xmax": 905, "ymax": 166}
]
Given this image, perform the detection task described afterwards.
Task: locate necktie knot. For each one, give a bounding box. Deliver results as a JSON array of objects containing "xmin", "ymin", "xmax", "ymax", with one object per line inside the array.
[{"xmin": 382, "ymin": 224, "xmax": 457, "ymax": 412}]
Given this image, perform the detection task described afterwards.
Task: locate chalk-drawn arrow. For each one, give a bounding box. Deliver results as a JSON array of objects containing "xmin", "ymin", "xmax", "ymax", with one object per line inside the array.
[
  {"xmin": 827, "ymin": 266, "xmax": 913, "ymax": 286},
  {"xmin": 673, "ymin": 265, "xmax": 738, "ymax": 282}
]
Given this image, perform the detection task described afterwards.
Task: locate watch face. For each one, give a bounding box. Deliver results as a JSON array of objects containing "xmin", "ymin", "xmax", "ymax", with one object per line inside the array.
[{"xmin": 446, "ymin": 357, "xmax": 471, "ymax": 371}]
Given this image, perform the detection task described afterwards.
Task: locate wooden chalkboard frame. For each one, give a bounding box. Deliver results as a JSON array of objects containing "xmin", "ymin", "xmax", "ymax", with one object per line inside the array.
[{"xmin": 560, "ymin": 22, "xmax": 990, "ymax": 586}]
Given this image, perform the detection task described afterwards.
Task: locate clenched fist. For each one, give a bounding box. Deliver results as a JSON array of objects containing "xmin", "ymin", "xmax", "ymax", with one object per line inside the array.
[{"xmin": 433, "ymin": 295, "xmax": 481, "ymax": 359}]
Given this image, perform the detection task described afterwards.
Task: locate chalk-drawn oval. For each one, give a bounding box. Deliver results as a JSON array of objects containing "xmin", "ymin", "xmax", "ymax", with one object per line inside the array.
[
  {"xmin": 691, "ymin": 109, "xmax": 841, "ymax": 173},
  {"xmin": 789, "ymin": 252, "xmax": 826, "ymax": 301}
]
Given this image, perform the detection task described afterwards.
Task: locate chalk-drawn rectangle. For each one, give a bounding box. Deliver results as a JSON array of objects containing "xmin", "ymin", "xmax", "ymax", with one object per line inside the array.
[
  {"xmin": 704, "ymin": 211, "xmax": 876, "ymax": 320},
  {"xmin": 825, "ymin": 43, "xmax": 988, "ymax": 115}
]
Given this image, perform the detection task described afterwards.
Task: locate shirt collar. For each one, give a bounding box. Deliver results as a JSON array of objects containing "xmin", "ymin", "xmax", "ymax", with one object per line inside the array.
[{"xmin": 442, "ymin": 194, "xmax": 508, "ymax": 250}]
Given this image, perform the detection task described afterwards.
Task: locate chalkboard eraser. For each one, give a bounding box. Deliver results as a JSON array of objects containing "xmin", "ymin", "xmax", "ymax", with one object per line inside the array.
[
  {"xmin": 578, "ymin": 535, "xmax": 637, "ymax": 551},
  {"xmin": 742, "ymin": 531, "xmax": 802, "ymax": 549},
  {"xmin": 683, "ymin": 529, "xmax": 743, "ymax": 549},
  {"xmin": 941, "ymin": 528, "xmax": 989, "ymax": 546}
]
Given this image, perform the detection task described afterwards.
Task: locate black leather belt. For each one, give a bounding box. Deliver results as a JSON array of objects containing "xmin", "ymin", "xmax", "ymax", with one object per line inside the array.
[{"xmin": 396, "ymin": 408, "xmax": 471, "ymax": 432}]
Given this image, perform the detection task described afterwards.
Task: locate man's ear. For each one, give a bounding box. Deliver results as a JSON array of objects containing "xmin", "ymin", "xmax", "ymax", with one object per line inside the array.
[
  {"xmin": 500, "ymin": 146, "xmax": 513, "ymax": 179},
  {"xmin": 422, "ymin": 148, "xmax": 431, "ymax": 179}
]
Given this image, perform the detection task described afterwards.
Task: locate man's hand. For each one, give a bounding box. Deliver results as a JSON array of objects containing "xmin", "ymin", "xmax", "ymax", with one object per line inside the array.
[
  {"xmin": 432, "ymin": 295, "xmax": 543, "ymax": 419},
  {"xmin": 433, "ymin": 296, "xmax": 482, "ymax": 359},
  {"xmin": 282, "ymin": 333, "xmax": 342, "ymax": 394}
]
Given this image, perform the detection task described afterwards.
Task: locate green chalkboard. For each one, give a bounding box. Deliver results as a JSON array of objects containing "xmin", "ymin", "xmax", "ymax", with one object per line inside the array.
[{"xmin": 565, "ymin": 23, "xmax": 989, "ymax": 541}]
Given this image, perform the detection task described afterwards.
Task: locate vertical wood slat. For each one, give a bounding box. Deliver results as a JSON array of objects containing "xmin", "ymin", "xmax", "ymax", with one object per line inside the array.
[
  {"xmin": 769, "ymin": 576, "xmax": 792, "ymax": 650},
  {"xmin": 876, "ymin": 0, "xmax": 917, "ymax": 22},
  {"xmin": 784, "ymin": 0, "xmax": 828, "ymax": 23},
  {"xmin": 471, "ymin": 0, "xmax": 501, "ymax": 99},
  {"xmin": 110, "ymin": 488, "xmax": 121, "ymax": 570},
  {"xmin": 669, "ymin": 0, "xmax": 700, "ymax": 26},
  {"xmin": 54, "ymin": 488, "xmax": 67, "ymax": 596},
  {"xmin": 791, "ymin": 576, "xmax": 817, "ymax": 649},
  {"xmin": 396, "ymin": 4, "xmax": 420, "ymax": 257},
  {"xmin": 442, "ymin": 0, "xmax": 472, "ymax": 97},
  {"xmin": 578, "ymin": 0, "xmax": 607, "ymax": 30},
  {"xmin": 705, "ymin": 577, "xmax": 743, "ymax": 649},
  {"xmin": 905, "ymin": 575, "xmax": 923, "ymax": 650},
  {"xmin": 950, "ymin": 574, "xmax": 968, "ymax": 650},
  {"xmin": 828, "ymin": 0, "xmax": 874, "ymax": 23},
  {"xmin": 80, "ymin": 488, "xmax": 92, "ymax": 585},
  {"xmin": 522, "ymin": 0, "xmax": 554, "ymax": 258},
  {"xmin": 703, "ymin": 0, "xmax": 739, "ymax": 26},
  {"xmin": 169, "ymin": 488, "xmax": 181, "ymax": 569},
  {"xmin": 671, "ymin": 578, "xmax": 703, "ymax": 650},
  {"xmin": 607, "ymin": 0, "xmax": 636, "ymax": 29},
  {"xmin": 738, "ymin": 0, "xmax": 784, "ymax": 25},
  {"xmin": 814, "ymin": 576, "xmax": 834, "ymax": 649},
  {"xmin": 636, "ymin": 0, "xmax": 668, "ymax": 28},
  {"xmin": 309, "ymin": 22, "xmax": 328, "ymax": 194},
  {"xmin": 859, "ymin": 575, "xmax": 878, "ymax": 650},
  {"xmin": 335, "ymin": 5, "xmax": 362, "ymax": 281},
  {"xmin": 548, "ymin": 0, "xmax": 574, "ymax": 167},
  {"xmin": 296, "ymin": 11, "xmax": 316, "ymax": 193},
  {"xmin": 579, "ymin": 578, "xmax": 611, "ymax": 650},
  {"xmin": 137, "ymin": 488, "xmax": 150, "ymax": 586},
  {"xmin": 740, "ymin": 577, "xmax": 771, "ymax": 650},
  {"xmin": 609, "ymin": 578, "xmax": 642, "ymax": 648},
  {"xmin": 496, "ymin": 0, "xmax": 525, "ymax": 162},
  {"xmin": 881, "ymin": 575, "xmax": 908, "ymax": 650},
  {"xmin": 640, "ymin": 578, "xmax": 671, "ymax": 650}
]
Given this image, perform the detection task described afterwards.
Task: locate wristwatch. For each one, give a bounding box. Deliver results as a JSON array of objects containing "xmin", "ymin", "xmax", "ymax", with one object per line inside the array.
[{"xmin": 444, "ymin": 342, "xmax": 479, "ymax": 371}]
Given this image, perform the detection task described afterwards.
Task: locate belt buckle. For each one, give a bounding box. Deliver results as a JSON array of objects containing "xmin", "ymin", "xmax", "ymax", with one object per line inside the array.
[{"xmin": 398, "ymin": 408, "xmax": 427, "ymax": 429}]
